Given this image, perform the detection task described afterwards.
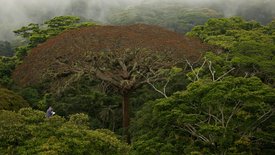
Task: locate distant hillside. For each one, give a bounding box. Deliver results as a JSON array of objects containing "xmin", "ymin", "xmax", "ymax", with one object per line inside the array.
[
  {"xmin": 108, "ymin": 6, "xmax": 221, "ymax": 34},
  {"xmin": 107, "ymin": 1, "xmax": 275, "ymax": 34},
  {"xmin": 13, "ymin": 24, "xmax": 211, "ymax": 87},
  {"xmin": 0, "ymin": 41, "xmax": 13, "ymax": 56},
  {"xmin": 1, "ymin": 0, "xmax": 274, "ymax": 41}
]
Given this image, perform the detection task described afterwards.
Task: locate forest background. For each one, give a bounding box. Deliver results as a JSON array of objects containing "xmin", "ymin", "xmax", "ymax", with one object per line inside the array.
[{"xmin": 0, "ymin": 0, "xmax": 274, "ymax": 154}]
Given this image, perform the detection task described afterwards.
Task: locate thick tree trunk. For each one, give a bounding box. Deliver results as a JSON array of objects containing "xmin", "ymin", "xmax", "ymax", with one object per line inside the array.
[{"xmin": 122, "ymin": 92, "xmax": 130, "ymax": 143}]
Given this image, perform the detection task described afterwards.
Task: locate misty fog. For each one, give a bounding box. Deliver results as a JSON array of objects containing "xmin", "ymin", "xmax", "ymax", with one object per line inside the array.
[{"xmin": 0, "ymin": 0, "xmax": 274, "ymax": 41}]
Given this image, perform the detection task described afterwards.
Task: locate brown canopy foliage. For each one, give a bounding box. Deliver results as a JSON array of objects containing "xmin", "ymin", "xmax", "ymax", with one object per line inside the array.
[{"xmin": 13, "ymin": 24, "xmax": 210, "ymax": 87}]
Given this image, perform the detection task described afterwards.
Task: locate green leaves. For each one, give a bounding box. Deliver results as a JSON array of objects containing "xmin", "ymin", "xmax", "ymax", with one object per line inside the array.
[
  {"xmin": 44, "ymin": 16, "xmax": 80, "ymax": 29},
  {"xmin": 0, "ymin": 108, "xmax": 129, "ymax": 155},
  {"xmin": 13, "ymin": 16, "xmax": 95, "ymax": 60},
  {"xmin": 188, "ymin": 17, "xmax": 275, "ymax": 86},
  {"xmin": 0, "ymin": 88, "xmax": 29, "ymax": 111},
  {"xmin": 131, "ymin": 77, "xmax": 275, "ymax": 154},
  {"xmin": 0, "ymin": 110, "xmax": 28, "ymax": 147},
  {"xmin": 0, "ymin": 56, "xmax": 17, "ymax": 87},
  {"xmin": 13, "ymin": 23, "xmax": 40, "ymax": 39}
]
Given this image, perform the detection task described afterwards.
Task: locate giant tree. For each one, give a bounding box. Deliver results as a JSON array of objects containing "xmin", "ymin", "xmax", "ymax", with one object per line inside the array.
[
  {"xmin": 12, "ymin": 24, "xmax": 210, "ymax": 142},
  {"xmin": 42, "ymin": 48, "xmax": 183, "ymax": 142},
  {"xmin": 84, "ymin": 48, "xmax": 181, "ymax": 141}
]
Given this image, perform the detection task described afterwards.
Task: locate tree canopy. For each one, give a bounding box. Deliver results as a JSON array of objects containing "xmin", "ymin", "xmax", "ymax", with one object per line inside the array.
[
  {"xmin": 0, "ymin": 88, "xmax": 29, "ymax": 111},
  {"xmin": 0, "ymin": 108, "xmax": 130, "ymax": 155},
  {"xmin": 131, "ymin": 77, "xmax": 275, "ymax": 154},
  {"xmin": 1, "ymin": 15, "xmax": 274, "ymax": 154},
  {"xmin": 187, "ymin": 17, "xmax": 275, "ymax": 86},
  {"xmin": 0, "ymin": 16, "xmax": 95, "ymax": 88},
  {"xmin": 12, "ymin": 23, "xmax": 211, "ymax": 142},
  {"xmin": 13, "ymin": 16, "xmax": 95, "ymax": 59}
]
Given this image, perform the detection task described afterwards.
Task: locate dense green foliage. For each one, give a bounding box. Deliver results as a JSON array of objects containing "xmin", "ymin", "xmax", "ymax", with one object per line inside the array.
[
  {"xmin": 1, "ymin": 14, "xmax": 275, "ymax": 154},
  {"xmin": 131, "ymin": 77, "xmax": 275, "ymax": 154},
  {"xmin": 45, "ymin": 77, "xmax": 123, "ymax": 131},
  {"xmin": 187, "ymin": 17, "xmax": 275, "ymax": 86},
  {"xmin": 0, "ymin": 56, "xmax": 18, "ymax": 87},
  {"xmin": 0, "ymin": 108, "xmax": 130, "ymax": 155},
  {"xmin": 0, "ymin": 88, "xmax": 29, "ymax": 111}
]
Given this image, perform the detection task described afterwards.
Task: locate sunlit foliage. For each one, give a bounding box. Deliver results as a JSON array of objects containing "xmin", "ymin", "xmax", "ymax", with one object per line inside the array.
[{"xmin": 0, "ymin": 108, "xmax": 130, "ymax": 155}]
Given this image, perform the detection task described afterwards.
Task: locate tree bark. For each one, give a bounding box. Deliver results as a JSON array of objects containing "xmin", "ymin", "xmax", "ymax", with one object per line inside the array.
[{"xmin": 122, "ymin": 92, "xmax": 130, "ymax": 143}]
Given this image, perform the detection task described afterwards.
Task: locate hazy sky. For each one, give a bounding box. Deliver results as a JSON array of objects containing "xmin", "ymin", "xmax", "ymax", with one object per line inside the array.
[
  {"xmin": 0, "ymin": 0, "xmax": 274, "ymax": 41},
  {"xmin": 0, "ymin": 0, "xmax": 140, "ymax": 40}
]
